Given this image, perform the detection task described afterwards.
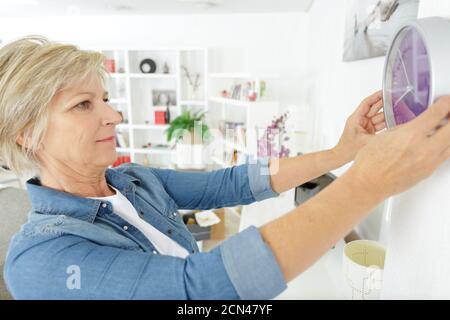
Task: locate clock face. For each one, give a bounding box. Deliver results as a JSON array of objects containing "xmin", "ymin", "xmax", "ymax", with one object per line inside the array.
[{"xmin": 385, "ymin": 26, "xmax": 431, "ymax": 127}]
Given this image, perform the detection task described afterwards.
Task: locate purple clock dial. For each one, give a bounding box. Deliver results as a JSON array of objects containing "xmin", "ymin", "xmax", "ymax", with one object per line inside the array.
[{"xmin": 389, "ymin": 27, "xmax": 431, "ymax": 126}]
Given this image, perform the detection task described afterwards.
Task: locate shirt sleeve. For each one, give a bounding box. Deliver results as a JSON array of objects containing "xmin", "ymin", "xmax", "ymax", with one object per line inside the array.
[
  {"xmin": 220, "ymin": 225, "xmax": 287, "ymax": 299},
  {"xmin": 5, "ymin": 227, "xmax": 287, "ymax": 300},
  {"xmin": 149, "ymin": 157, "xmax": 279, "ymax": 210}
]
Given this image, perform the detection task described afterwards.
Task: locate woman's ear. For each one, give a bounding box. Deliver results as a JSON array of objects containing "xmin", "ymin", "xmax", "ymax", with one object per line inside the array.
[
  {"xmin": 16, "ymin": 134, "xmax": 30, "ymax": 149},
  {"xmin": 16, "ymin": 134, "xmax": 25, "ymax": 147}
]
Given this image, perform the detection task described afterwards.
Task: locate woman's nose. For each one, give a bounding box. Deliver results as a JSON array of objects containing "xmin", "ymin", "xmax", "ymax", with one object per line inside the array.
[{"xmin": 102, "ymin": 105, "xmax": 123, "ymax": 126}]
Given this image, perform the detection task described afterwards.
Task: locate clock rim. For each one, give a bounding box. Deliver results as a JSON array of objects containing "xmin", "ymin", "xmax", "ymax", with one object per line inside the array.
[{"xmin": 382, "ymin": 20, "xmax": 433, "ymax": 129}]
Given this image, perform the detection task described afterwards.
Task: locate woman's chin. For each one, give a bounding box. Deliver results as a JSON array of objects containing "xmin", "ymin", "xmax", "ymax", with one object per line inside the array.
[{"xmin": 98, "ymin": 149, "xmax": 118, "ymax": 168}]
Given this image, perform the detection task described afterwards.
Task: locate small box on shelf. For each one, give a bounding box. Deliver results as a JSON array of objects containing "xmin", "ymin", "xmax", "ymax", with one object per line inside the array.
[{"xmin": 154, "ymin": 110, "xmax": 167, "ymax": 125}]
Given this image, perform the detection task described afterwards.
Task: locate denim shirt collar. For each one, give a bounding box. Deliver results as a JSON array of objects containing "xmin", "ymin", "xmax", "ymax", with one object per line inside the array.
[{"xmin": 26, "ymin": 168, "xmax": 141, "ymax": 223}]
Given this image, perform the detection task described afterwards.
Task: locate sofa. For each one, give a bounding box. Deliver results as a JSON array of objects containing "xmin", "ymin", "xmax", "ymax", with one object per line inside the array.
[{"xmin": 0, "ymin": 187, "xmax": 30, "ymax": 300}]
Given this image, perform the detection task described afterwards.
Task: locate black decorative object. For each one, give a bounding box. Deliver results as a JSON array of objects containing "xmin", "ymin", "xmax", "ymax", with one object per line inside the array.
[
  {"xmin": 165, "ymin": 102, "xmax": 171, "ymax": 124},
  {"xmin": 139, "ymin": 58, "xmax": 157, "ymax": 73}
]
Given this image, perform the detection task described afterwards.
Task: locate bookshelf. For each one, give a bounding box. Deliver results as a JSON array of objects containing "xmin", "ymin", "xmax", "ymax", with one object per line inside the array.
[
  {"xmin": 207, "ymin": 71, "xmax": 280, "ymax": 169},
  {"xmin": 96, "ymin": 47, "xmax": 208, "ymax": 168},
  {"xmin": 90, "ymin": 47, "xmax": 282, "ymax": 170}
]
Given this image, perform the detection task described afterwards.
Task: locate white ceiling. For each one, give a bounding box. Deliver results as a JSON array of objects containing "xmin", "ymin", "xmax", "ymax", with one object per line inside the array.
[{"xmin": 0, "ymin": 0, "xmax": 314, "ymax": 17}]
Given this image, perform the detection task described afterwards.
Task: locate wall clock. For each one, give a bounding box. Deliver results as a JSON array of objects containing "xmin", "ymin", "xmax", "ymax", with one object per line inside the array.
[{"xmin": 383, "ymin": 17, "xmax": 450, "ymax": 128}]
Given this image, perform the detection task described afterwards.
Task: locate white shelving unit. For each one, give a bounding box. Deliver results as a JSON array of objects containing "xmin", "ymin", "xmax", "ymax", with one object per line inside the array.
[
  {"xmin": 85, "ymin": 46, "xmax": 281, "ymax": 170},
  {"xmin": 207, "ymin": 72, "xmax": 280, "ymax": 169},
  {"xmin": 94, "ymin": 47, "xmax": 208, "ymax": 168}
]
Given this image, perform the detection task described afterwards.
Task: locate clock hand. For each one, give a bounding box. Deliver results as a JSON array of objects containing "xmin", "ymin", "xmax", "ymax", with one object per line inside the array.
[
  {"xmin": 397, "ymin": 48, "xmax": 411, "ymax": 86},
  {"xmin": 411, "ymin": 87, "xmax": 421, "ymax": 103},
  {"xmin": 393, "ymin": 87, "xmax": 413, "ymax": 108}
]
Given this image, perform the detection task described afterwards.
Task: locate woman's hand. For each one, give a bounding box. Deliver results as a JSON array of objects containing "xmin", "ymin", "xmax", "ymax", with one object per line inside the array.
[
  {"xmin": 349, "ymin": 96, "xmax": 450, "ymax": 199},
  {"xmin": 261, "ymin": 97, "xmax": 450, "ymax": 283},
  {"xmin": 333, "ymin": 90, "xmax": 386, "ymax": 163}
]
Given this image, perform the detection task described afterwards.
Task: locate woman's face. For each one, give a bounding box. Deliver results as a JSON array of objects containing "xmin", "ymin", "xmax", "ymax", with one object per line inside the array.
[{"xmin": 37, "ymin": 73, "xmax": 122, "ymax": 172}]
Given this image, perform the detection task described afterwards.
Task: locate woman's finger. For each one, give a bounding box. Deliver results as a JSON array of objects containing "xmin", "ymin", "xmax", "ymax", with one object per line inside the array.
[
  {"xmin": 367, "ymin": 99, "xmax": 384, "ymax": 118},
  {"xmin": 371, "ymin": 112, "xmax": 385, "ymax": 125},
  {"xmin": 375, "ymin": 122, "xmax": 387, "ymax": 131},
  {"xmin": 355, "ymin": 90, "xmax": 382, "ymax": 117},
  {"xmin": 362, "ymin": 90, "xmax": 383, "ymax": 107},
  {"xmin": 410, "ymin": 96, "xmax": 450, "ymax": 136}
]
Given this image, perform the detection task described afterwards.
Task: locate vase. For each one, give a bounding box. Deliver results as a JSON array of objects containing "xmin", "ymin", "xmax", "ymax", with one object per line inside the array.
[
  {"xmin": 174, "ymin": 143, "xmax": 206, "ymax": 170},
  {"xmin": 187, "ymin": 85, "xmax": 199, "ymax": 101}
]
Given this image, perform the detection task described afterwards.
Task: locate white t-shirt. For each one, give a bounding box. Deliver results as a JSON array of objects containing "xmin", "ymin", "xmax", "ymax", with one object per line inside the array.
[{"xmin": 90, "ymin": 185, "xmax": 189, "ymax": 258}]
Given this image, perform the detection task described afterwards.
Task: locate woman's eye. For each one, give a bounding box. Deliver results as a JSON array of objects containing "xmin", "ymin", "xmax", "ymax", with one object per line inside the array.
[
  {"xmin": 103, "ymin": 98, "xmax": 110, "ymax": 103},
  {"xmin": 75, "ymin": 101, "xmax": 91, "ymax": 110}
]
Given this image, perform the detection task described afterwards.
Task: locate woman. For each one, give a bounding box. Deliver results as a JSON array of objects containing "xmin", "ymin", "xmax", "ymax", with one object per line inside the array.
[{"xmin": 1, "ymin": 36, "xmax": 449, "ymax": 299}]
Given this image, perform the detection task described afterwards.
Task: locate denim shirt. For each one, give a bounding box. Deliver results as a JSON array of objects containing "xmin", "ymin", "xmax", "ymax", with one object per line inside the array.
[{"xmin": 4, "ymin": 158, "xmax": 287, "ymax": 300}]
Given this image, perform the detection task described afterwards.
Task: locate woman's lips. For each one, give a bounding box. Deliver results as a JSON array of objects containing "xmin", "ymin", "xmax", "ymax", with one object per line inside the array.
[{"xmin": 96, "ymin": 136, "xmax": 115, "ymax": 142}]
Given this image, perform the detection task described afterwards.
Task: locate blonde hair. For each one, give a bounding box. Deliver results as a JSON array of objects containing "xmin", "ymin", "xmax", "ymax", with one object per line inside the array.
[{"xmin": 0, "ymin": 35, "xmax": 108, "ymax": 176}]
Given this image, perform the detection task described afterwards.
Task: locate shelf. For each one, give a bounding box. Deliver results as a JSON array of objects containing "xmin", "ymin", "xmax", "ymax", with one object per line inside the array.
[
  {"xmin": 180, "ymin": 100, "xmax": 206, "ymax": 106},
  {"xmin": 208, "ymin": 72, "xmax": 279, "ymax": 79},
  {"xmin": 209, "ymin": 97, "xmax": 277, "ymax": 107},
  {"xmin": 134, "ymin": 147, "xmax": 174, "ymax": 155},
  {"xmin": 223, "ymin": 140, "xmax": 247, "ymax": 154},
  {"xmin": 117, "ymin": 147, "xmax": 173, "ymax": 155},
  {"xmin": 209, "ymin": 97, "xmax": 252, "ymax": 107},
  {"xmin": 132, "ymin": 124, "xmax": 169, "ymax": 130},
  {"xmin": 129, "ymin": 73, "xmax": 177, "ymax": 79},
  {"xmin": 116, "ymin": 124, "xmax": 169, "ymax": 130},
  {"xmin": 211, "ymin": 97, "xmax": 277, "ymax": 108},
  {"xmin": 109, "ymin": 73, "xmax": 127, "ymax": 78}
]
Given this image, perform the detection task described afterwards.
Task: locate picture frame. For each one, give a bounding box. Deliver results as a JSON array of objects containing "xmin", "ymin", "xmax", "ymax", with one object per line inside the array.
[{"xmin": 152, "ymin": 89, "xmax": 177, "ymax": 107}]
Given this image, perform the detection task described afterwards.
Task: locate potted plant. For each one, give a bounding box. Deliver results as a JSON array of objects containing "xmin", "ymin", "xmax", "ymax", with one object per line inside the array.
[{"xmin": 166, "ymin": 110, "xmax": 211, "ymax": 169}]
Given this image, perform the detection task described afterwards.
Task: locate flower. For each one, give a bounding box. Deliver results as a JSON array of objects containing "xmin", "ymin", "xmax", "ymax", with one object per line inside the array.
[{"xmin": 257, "ymin": 112, "xmax": 291, "ymax": 158}]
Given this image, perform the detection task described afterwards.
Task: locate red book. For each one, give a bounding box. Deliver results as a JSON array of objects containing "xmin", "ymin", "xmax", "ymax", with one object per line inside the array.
[
  {"xmin": 154, "ymin": 111, "xmax": 167, "ymax": 124},
  {"xmin": 104, "ymin": 58, "xmax": 116, "ymax": 73}
]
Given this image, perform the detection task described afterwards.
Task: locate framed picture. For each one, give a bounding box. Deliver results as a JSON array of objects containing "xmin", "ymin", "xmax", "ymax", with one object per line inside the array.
[
  {"xmin": 343, "ymin": 0, "xmax": 419, "ymax": 62},
  {"xmin": 152, "ymin": 90, "xmax": 177, "ymax": 107}
]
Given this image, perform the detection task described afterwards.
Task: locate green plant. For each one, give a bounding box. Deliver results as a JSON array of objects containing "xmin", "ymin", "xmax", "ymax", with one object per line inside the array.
[{"xmin": 166, "ymin": 110, "xmax": 211, "ymax": 144}]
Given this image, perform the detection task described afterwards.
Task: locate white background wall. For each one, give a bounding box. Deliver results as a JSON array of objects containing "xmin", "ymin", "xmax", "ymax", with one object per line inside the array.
[
  {"xmin": 304, "ymin": 0, "xmax": 385, "ymax": 175},
  {"xmin": 0, "ymin": 13, "xmax": 309, "ymax": 113},
  {"xmin": 304, "ymin": 0, "xmax": 450, "ymax": 176},
  {"xmin": 302, "ymin": 0, "xmax": 450, "ymax": 240}
]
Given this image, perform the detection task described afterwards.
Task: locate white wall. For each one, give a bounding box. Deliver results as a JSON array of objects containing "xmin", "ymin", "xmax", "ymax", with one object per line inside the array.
[
  {"xmin": 303, "ymin": 0, "xmax": 450, "ymax": 168},
  {"xmin": 303, "ymin": 0, "xmax": 388, "ymax": 240},
  {"xmin": 303, "ymin": 0, "xmax": 384, "ymax": 168},
  {"xmin": 301, "ymin": 0, "xmax": 450, "ymax": 241},
  {"xmin": 0, "ymin": 13, "xmax": 309, "ymax": 111}
]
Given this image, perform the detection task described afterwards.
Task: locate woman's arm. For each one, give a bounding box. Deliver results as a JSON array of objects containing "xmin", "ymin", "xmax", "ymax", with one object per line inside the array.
[
  {"xmin": 267, "ymin": 149, "xmax": 346, "ymax": 194},
  {"xmin": 261, "ymin": 97, "xmax": 450, "ymax": 282},
  {"xmin": 5, "ymin": 220, "xmax": 286, "ymax": 300},
  {"xmin": 269, "ymin": 91, "xmax": 386, "ymax": 193},
  {"xmin": 149, "ymin": 158, "xmax": 277, "ymax": 210},
  {"xmin": 148, "ymin": 91, "xmax": 385, "ymax": 208}
]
